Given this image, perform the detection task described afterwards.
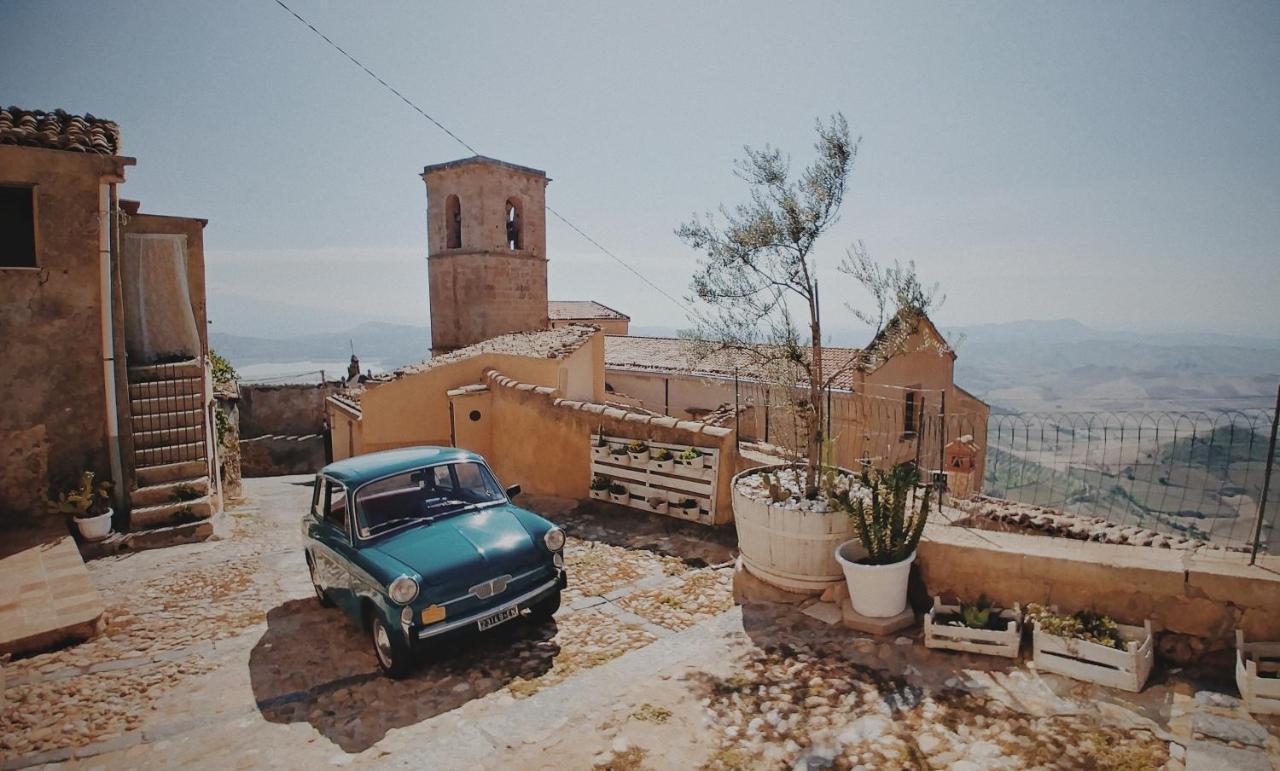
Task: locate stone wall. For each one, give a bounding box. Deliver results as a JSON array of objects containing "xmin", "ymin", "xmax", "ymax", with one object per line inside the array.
[
  {"xmin": 0, "ymin": 146, "xmax": 128, "ymax": 522},
  {"xmin": 917, "ymin": 521, "xmax": 1280, "ymax": 662},
  {"xmin": 428, "ymin": 251, "xmax": 548, "ymax": 352},
  {"xmin": 238, "ymin": 383, "xmax": 334, "ymax": 438},
  {"xmin": 240, "ymin": 434, "xmax": 328, "ymax": 478}
]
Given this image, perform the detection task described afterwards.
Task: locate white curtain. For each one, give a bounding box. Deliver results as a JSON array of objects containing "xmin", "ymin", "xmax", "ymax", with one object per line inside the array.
[{"xmin": 122, "ymin": 234, "xmax": 201, "ymax": 364}]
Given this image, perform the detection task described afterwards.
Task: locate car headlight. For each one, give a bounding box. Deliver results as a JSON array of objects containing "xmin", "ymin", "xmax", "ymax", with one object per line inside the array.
[
  {"xmin": 543, "ymin": 527, "xmax": 566, "ymax": 552},
  {"xmin": 388, "ymin": 575, "xmax": 419, "ymax": 605}
]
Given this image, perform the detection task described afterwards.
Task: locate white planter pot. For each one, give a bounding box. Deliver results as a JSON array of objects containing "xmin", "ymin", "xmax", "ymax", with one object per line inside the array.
[
  {"xmin": 591, "ymin": 445, "xmax": 610, "ymax": 459},
  {"xmin": 650, "ymin": 458, "xmax": 674, "ymax": 472},
  {"xmin": 608, "ymin": 453, "xmax": 630, "ymax": 466},
  {"xmin": 589, "ymin": 488, "xmax": 609, "ymax": 501},
  {"xmin": 647, "ymin": 500, "xmax": 669, "ymax": 514},
  {"xmin": 924, "ymin": 596, "xmax": 1022, "ymax": 658},
  {"xmin": 835, "ymin": 540, "xmax": 914, "ymax": 618},
  {"xmin": 609, "ymin": 491, "xmax": 630, "ymax": 504},
  {"xmin": 679, "ymin": 453, "xmax": 705, "ymax": 469},
  {"xmin": 628, "ymin": 449, "xmax": 650, "ymax": 463},
  {"xmin": 1031, "ymin": 611, "xmax": 1154, "ymax": 692},
  {"xmin": 75, "ymin": 509, "xmax": 114, "ymax": 541}
]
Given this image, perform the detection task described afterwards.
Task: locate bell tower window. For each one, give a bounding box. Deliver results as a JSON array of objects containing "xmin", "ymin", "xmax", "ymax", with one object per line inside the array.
[
  {"xmin": 505, "ymin": 198, "xmax": 523, "ymax": 250},
  {"xmin": 445, "ymin": 194, "xmax": 462, "ymax": 249}
]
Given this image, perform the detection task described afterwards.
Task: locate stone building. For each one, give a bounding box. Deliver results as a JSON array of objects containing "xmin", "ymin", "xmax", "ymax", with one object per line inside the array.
[{"xmin": 0, "ymin": 106, "xmax": 221, "ymax": 542}]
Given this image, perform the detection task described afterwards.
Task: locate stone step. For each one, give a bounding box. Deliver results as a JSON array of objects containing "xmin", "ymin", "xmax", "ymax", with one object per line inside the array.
[
  {"xmin": 133, "ymin": 425, "xmax": 205, "ymax": 450},
  {"xmin": 134, "ymin": 441, "xmax": 206, "ymax": 468},
  {"xmin": 135, "ymin": 460, "xmax": 208, "ymax": 486},
  {"xmin": 127, "ymin": 359, "xmax": 203, "ymax": 382},
  {"xmin": 130, "ymin": 476, "xmax": 210, "ymax": 508},
  {"xmin": 131, "ymin": 408, "xmax": 204, "ymax": 431},
  {"xmin": 129, "ymin": 497, "xmax": 213, "ymax": 530},
  {"xmin": 127, "ymin": 377, "xmax": 203, "ymax": 400},
  {"xmin": 130, "ymin": 394, "xmax": 205, "ymax": 415}
]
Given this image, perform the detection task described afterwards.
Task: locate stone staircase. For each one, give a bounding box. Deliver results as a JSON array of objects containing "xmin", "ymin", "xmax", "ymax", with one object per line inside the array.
[{"xmin": 127, "ymin": 360, "xmax": 214, "ymax": 535}]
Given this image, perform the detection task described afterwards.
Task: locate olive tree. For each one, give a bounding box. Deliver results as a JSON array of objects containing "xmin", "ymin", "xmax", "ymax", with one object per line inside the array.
[{"xmin": 677, "ymin": 114, "xmax": 941, "ymax": 494}]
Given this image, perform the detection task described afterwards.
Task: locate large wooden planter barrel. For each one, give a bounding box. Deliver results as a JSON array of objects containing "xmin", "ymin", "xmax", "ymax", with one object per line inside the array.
[{"xmin": 732, "ymin": 464, "xmax": 858, "ymax": 595}]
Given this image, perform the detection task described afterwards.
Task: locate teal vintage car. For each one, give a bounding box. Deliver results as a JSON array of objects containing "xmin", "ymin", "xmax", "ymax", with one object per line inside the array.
[{"xmin": 302, "ymin": 446, "xmax": 566, "ymax": 677}]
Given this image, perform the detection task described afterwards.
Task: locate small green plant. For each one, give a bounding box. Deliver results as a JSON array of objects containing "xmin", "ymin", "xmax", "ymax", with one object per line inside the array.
[
  {"xmin": 679, "ymin": 447, "xmax": 702, "ymax": 461},
  {"xmin": 46, "ymin": 471, "xmax": 112, "ymax": 519},
  {"xmin": 590, "ymin": 474, "xmax": 610, "ymax": 491},
  {"xmin": 941, "ymin": 595, "xmax": 1002, "ymax": 631},
  {"xmin": 608, "ymin": 482, "xmax": 628, "ymax": 496},
  {"xmin": 652, "ymin": 447, "xmax": 673, "ymax": 461},
  {"xmin": 209, "ymin": 348, "xmax": 238, "ymax": 385},
  {"xmin": 831, "ymin": 463, "xmax": 931, "ymax": 566},
  {"xmin": 627, "ymin": 439, "xmax": 648, "ymax": 454},
  {"xmin": 1026, "ymin": 604, "xmax": 1124, "ymax": 650}
]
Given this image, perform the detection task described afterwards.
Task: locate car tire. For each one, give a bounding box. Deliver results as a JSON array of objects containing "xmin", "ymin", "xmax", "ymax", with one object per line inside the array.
[
  {"xmin": 307, "ymin": 554, "xmax": 333, "ymax": 607},
  {"xmin": 529, "ymin": 590, "xmax": 561, "ymax": 622},
  {"xmin": 371, "ymin": 615, "xmax": 413, "ymax": 679}
]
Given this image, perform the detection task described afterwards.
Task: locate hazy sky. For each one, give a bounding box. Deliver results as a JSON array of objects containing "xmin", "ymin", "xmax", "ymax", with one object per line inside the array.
[{"xmin": 4, "ymin": 1, "xmax": 1278, "ymax": 337}]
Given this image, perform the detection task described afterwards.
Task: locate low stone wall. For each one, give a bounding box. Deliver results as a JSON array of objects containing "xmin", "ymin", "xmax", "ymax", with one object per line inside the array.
[
  {"xmin": 917, "ymin": 520, "xmax": 1280, "ymax": 663},
  {"xmin": 238, "ymin": 383, "xmax": 335, "ymax": 438},
  {"xmin": 240, "ymin": 434, "xmax": 327, "ymax": 478}
]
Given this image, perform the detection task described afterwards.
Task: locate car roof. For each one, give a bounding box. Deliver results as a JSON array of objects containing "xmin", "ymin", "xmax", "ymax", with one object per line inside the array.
[{"xmin": 320, "ymin": 446, "xmax": 484, "ymax": 487}]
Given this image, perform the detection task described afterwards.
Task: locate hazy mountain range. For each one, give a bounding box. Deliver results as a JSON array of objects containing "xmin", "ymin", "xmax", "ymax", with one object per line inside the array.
[{"xmin": 211, "ymin": 314, "xmax": 1279, "ymax": 412}]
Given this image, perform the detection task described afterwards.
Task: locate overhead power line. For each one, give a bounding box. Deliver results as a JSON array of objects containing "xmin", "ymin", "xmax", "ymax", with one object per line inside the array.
[{"xmin": 269, "ymin": 0, "xmax": 691, "ymax": 320}]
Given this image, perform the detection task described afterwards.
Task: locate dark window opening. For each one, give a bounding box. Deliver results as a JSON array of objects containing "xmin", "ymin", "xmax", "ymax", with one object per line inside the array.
[
  {"xmin": 468, "ymin": 409, "xmax": 482, "ymax": 422},
  {"xmin": 505, "ymin": 197, "xmax": 522, "ymax": 250},
  {"xmin": 445, "ymin": 194, "xmax": 462, "ymax": 249},
  {"xmin": 0, "ymin": 186, "xmax": 37, "ymax": 268},
  {"xmin": 903, "ymin": 391, "xmax": 916, "ymax": 435}
]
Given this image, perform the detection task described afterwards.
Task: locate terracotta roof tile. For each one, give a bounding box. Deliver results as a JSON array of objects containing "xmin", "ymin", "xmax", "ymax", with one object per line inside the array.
[
  {"xmin": 0, "ymin": 106, "xmax": 120, "ymax": 156},
  {"xmin": 604, "ymin": 336, "xmax": 865, "ymax": 390},
  {"xmin": 375, "ymin": 324, "xmax": 598, "ymax": 383},
  {"xmin": 548, "ymin": 300, "xmax": 630, "ymax": 321}
]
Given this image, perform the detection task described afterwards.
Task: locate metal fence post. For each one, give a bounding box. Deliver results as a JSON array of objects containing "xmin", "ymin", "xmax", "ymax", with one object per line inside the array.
[
  {"xmin": 734, "ymin": 368, "xmax": 740, "ymax": 452},
  {"xmin": 1249, "ymin": 383, "xmax": 1280, "ymax": 564}
]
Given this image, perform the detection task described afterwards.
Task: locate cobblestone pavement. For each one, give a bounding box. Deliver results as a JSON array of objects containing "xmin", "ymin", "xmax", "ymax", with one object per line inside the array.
[{"xmin": 2, "ymin": 476, "xmax": 1278, "ymax": 770}]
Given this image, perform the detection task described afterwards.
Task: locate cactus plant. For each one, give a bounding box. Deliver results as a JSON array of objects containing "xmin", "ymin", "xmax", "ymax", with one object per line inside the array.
[{"xmin": 832, "ymin": 463, "xmax": 931, "ymax": 566}]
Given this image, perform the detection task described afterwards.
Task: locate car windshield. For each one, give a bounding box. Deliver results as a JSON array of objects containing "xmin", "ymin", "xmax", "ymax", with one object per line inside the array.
[{"xmin": 355, "ymin": 461, "xmax": 506, "ymax": 536}]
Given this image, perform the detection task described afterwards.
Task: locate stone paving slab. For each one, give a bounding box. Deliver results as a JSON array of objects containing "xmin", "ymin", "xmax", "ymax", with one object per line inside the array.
[
  {"xmin": 0, "ymin": 535, "xmax": 104, "ymax": 656},
  {"xmin": 1185, "ymin": 739, "xmax": 1275, "ymax": 771},
  {"xmin": 1193, "ymin": 711, "xmax": 1272, "ymax": 747}
]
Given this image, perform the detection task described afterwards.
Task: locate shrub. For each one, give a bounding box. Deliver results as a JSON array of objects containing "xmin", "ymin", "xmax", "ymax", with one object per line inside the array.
[
  {"xmin": 590, "ymin": 474, "xmax": 610, "ymax": 491},
  {"xmin": 209, "ymin": 348, "xmax": 238, "ymax": 385},
  {"xmin": 679, "ymin": 447, "xmax": 702, "ymax": 461},
  {"xmin": 608, "ymin": 482, "xmax": 628, "ymax": 496},
  {"xmin": 832, "ymin": 463, "xmax": 931, "ymax": 565},
  {"xmin": 1025, "ymin": 603, "xmax": 1123, "ymax": 649}
]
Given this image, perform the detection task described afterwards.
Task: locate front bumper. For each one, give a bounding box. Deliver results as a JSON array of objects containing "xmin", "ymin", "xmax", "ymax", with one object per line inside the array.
[{"xmin": 415, "ymin": 570, "xmax": 564, "ymax": 640}]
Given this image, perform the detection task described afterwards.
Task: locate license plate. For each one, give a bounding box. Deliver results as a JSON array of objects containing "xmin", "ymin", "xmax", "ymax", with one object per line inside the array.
[{"xmin": 477, "ymin": 604, "xmax": 519, "ymax": 631}]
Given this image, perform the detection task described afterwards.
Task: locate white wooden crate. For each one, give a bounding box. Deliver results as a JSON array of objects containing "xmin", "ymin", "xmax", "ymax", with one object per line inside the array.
[
  {"xmin": 923, "ymin": 597, "xmax": 1022, "ymax": 658},
  {"xmin": 1031, "ymin": 612, "xmax": 1153, "ymax": 692},
  {"xmin": 589, "ymin": 434, "xmax": 718, "ymax": 524},
  {"xmin": 1236, "ymin": 630, "xmax": 1280, "ymax": 715}
]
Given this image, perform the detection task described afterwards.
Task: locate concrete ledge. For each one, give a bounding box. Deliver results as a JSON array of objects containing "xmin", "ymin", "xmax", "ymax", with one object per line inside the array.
[{"xmin": 918, "ymin": 522, "xmax": 1280, "ymax": 655}]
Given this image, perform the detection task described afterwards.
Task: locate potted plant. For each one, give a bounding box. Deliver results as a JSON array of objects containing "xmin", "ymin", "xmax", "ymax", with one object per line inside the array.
[
  {"xmin": 650, "ymin": 447, "xmax": 674, "ymax": 472},
  {"xmin": 609, "ymin": 445, "xmax": 630, "ymax": 465},
  {"xmin": 647, "ymin": 495, "xmax": 669, "ymax": 514},
  {"xmin": 924, "ymin": 595, "xmax": 1022, "ymax": 658},
  {"xmin": 676, "ymin": 446, "xmax": 704, "ymax": 469},
  {"xmin": 1235, "ymin": 630, "xmax": 1280, "ymax": 715},
  {"xmin": 679, "ymin": 498, "xmax": 700, "ymax": 519},
  {"xmin": 589, "ymin": 474, "xmax": 611, "ymax": 501},
  {"xmin": 48, "ymin": 471, "xmax": 114, "ymax": 541},
  {"xmin": 608, "ymin": 482, "xmax": 630, "ymax": 505},
  {"xmin": 1026, "ymin": 604, "xmax": 1154, "ymax": 692},
  {"xmin": 832, "ymin": 463, "xmax": 931, "ymax": 618},
  {"xmin": 627, "ymin": 439, "xmax": 650, "ymax": 463},
  {"xmin": 591, "ymin": 431, "xmax": 610, "ymax": 460}
]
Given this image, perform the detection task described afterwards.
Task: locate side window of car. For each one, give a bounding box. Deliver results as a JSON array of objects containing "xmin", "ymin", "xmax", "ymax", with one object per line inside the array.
[
  {"xmin": 310, "ymin": 475, "xmax": 323, "ymax": 519},
  {"xmin": 324, "ymin": 480, "xmax": 348, "ymax": 533},
  {"xmin": 432, "ymin": 465, "xmax": 454, "ymax": 493}
]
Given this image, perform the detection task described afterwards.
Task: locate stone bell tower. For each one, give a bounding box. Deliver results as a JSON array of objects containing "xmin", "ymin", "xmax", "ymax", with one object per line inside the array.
[{"xmin": 423, "ymin": 156, "xmax": 550, "ymax": 354}]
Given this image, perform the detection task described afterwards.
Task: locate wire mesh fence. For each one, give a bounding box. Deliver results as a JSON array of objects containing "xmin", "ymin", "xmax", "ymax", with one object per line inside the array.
[{"xmin": 732, "ymin": 379, "xmax": 1279, "ymax": 554}]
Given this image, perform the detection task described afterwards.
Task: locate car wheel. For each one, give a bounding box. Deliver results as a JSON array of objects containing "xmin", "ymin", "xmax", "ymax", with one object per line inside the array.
[
  {"xmin": 529, "ymin": 590, "xmax": 561, "ymax": 622},
  {"xmin": 307, "ymin": 554, "xmax": 333, "ymax": 607},
  {"xmin": 371, "ymin": 616, "xmax": 413, "ymax": 679}
]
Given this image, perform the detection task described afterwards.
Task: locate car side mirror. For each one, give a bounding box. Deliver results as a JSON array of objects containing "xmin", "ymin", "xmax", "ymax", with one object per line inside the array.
[{"xmin": 505, "ymin": 484, "xmax": 522, "ymax": 498}]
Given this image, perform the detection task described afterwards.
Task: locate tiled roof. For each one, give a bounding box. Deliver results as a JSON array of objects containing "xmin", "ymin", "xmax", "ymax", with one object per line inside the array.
[
  {"xmin": 604, "ymin": 336, "xmax": 866, "ymax": 391},
  {"xmin": 376, "ymin": 324, "xmax": 598, "ymax": 383},
  {"xmin": 548, "ymin": 300, "xmax": 630, "ymax": 321},
  {"xmin": 0, "ymin": 106, "xmax": 120, "ymax": 156}
]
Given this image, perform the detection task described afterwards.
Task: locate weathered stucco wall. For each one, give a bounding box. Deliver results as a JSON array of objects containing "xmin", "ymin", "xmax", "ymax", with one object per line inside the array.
[
  {"xmin": 918, "ymin": 522, "xmax": 1280, "ymax": 660},
  {"xmin": 480, "ymin": 370, "xmax": 739, "ymax": 523},
  {"xmin": 238, "ymin": 383, "xmax": 334, "ymax": 438},
  {"xmin": 120, "ymin": 211, "xmax": 208, "ymax": 357},
  {"xmin": 0, "ymin": 146, "xmax": 126, "ymax": 520}
]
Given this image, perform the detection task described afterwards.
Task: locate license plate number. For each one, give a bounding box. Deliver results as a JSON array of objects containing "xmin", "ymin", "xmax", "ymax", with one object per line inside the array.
[{"xmin": 477, "ymin": 604, "xmax": 519, "ymax": 631}]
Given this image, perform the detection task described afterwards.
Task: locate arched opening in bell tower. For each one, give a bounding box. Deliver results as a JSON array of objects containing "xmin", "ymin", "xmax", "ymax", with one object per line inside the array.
[
  {"xmin": 505, "ymin": 197, "xmax": 523, "ymax": 250},
  {"xmin": 446, "ymin": 194, "xmax": 462, "ymax": 249}
]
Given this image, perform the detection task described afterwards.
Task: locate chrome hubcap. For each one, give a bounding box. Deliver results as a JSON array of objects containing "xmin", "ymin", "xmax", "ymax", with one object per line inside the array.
[{"xmin": 374, "ymin": 623, "xmax": 393, "ymax": 667}]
